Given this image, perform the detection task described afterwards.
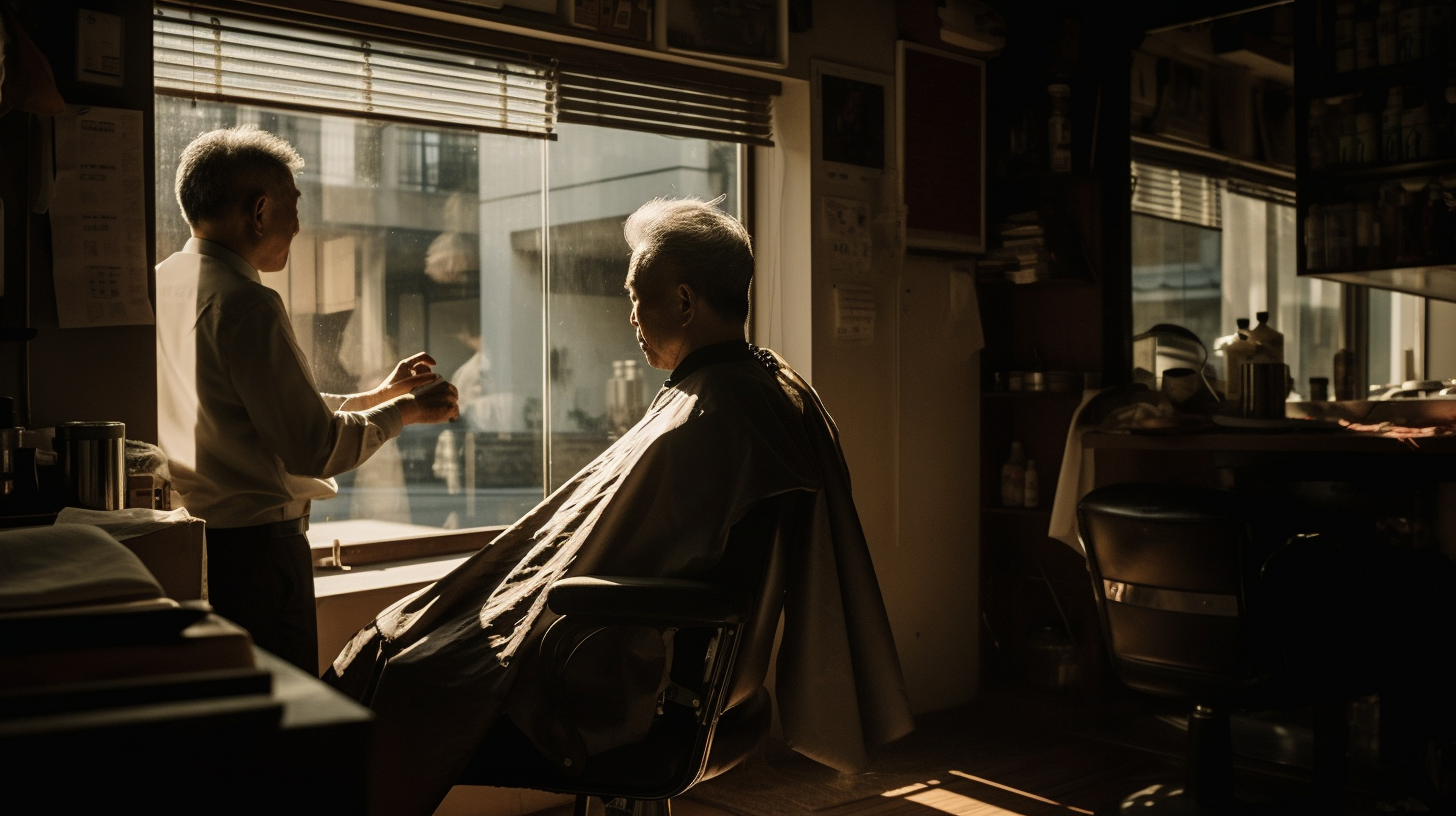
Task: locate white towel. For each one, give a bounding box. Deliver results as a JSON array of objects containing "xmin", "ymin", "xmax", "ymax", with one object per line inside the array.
[{"xmin": 1047, "ymin": 388, "xmax": 1104, "ymax": 554}]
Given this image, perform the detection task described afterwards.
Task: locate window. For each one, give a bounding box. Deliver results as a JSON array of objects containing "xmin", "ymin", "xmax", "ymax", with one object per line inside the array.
[
  {"xmin": 1131, "ymin": 159, "xmax": 1427, "ymax": 401},
  {"xmin": 154, "ymin": 9, "xmax": 749, "ymax": 545}
]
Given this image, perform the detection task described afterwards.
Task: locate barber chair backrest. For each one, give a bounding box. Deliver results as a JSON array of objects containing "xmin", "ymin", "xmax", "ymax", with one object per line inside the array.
[
  {"xmin": 1077, "ymin": 483, "xmax": 1268, "ymax": 699},
  {"xmin": 714, "ymin": 491, "xmax": 799, "ymax": 713}
]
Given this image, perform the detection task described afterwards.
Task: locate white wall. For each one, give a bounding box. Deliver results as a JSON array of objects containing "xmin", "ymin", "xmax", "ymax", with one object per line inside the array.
[
  {"xmin": 1429, "ymin": 299, "xmax": 1456, "ymax": 380},
  {"xmin": 769, "ymin": 0, "xmax": 983, "ymax": 714}
]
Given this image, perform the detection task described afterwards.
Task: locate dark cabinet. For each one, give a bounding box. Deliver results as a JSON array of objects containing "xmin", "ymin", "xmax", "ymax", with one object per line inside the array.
[{"xmin": 1297, "ymin": 0, "xmax": 1456, "ymax": 301}]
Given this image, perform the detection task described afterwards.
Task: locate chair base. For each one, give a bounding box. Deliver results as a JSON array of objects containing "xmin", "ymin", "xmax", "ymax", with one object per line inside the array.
[
  {"xmin": 575, "ymin": 794, "xmax": 671, "ymax": 816},
  {"xmin": 1119, "ymin": 783, "xmax": 1285, "ymax": 815}
]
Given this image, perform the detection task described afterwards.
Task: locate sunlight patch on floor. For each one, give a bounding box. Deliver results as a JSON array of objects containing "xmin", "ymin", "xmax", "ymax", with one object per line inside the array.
[
  {"xmin": 949, "ymin": 770, "xmax": 1095, "ymax": 814},
  {"xmin": 902, "ymin": 787, "xmax": 1033, "ymax": 815},
  {"xmin": 875, "ymin": 770, "xmax": 1097, "ymax": 815}
]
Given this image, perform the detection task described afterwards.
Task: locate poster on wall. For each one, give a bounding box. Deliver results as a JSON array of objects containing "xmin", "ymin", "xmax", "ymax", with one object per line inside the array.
[
  {"xmin": 49, "ymin": 105, "xmax": 154, "ymax": 328},
  {"xmin": 896, "ymin": 41, "xmax": 985, "ymax": 253},
  {"xmin": 811, "ymin": 60, "xmax": 892, "ymax": 186},
  {"xmin": 821, "ymin": 196, "xmax": 873, "ymax": 277}
]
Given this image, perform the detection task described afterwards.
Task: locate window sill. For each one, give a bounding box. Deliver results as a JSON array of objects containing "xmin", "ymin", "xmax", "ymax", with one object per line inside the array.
[{"xmin": 307, "ymin": 521, "xmax": 504, "ymax": 570}]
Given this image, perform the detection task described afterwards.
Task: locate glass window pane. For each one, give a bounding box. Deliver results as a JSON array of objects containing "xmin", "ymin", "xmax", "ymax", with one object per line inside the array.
[
  {"xmin": 154, "ymin": 98, "xmax": 741, "ymax": 542},
  {"xmin": 1131, "ymin": 184, "xmax": 1343, "ymax": 400}
]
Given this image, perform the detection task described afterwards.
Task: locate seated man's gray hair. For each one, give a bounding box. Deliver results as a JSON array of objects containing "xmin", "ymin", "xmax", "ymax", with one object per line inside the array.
[
  {"xmin": 174, "ymin": 125, "xmax": 304, "ymax": 227},
  {"xmin": 624, "ymin": 197, "xmax": 754, "ymax": 325}
]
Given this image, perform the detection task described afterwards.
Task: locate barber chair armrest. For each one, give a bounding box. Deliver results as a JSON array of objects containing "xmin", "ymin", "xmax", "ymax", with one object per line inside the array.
[{"xmin": 547, "ymin": 576, "xmax": 749, "ymax": 627}]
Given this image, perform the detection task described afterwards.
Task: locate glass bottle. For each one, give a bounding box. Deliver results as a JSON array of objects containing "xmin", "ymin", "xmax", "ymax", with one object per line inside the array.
[
  {"xmin": 1305, "ymin": 203, "xmax": 1327, "ymax": 269},
  {"xmin": 1377, "ymin": 0, "xmax": 1400, "ymax": 65},
  {"xmin": 1398, "ymin": 0, "xmax": 1423, "ymax": 63},
  {"xmin": 1047, "ymin": 84, "xmax": 1072, "ymax": 173},
  {"xmin": 1381, "ymin": 86, "xmax": 1404, "ymax": 162},
  {"xmin": 1022, "ymin": 460, "xmax": 1040, "ymax": 509},
  {"xmin": 1223, "ymin": 318, "xmax": 1258, "ymax": 403},
  {"xmin": 1335, "ymin": 0, "xmax": 1357, "ymax": 72},
  {"xmin": 1308, "ymin": 99, "xmax": 1330, "ymax": 170},
  {"xmin": 1356, "ymin": 0, "xmax": 1379, "ymax": 69},
  {"xmin": 1250, "ymin": 311, "xmax": 1285, "ymax": 364},
  {"xmin": 1001, "ymin": 442, "xmax": 1027, "ymax": 508}
]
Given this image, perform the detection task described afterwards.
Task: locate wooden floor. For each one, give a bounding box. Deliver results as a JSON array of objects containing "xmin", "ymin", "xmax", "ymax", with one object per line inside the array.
[{"xmin": 537, "ymin": 684, "xmax": 1442, "ymax": 816}]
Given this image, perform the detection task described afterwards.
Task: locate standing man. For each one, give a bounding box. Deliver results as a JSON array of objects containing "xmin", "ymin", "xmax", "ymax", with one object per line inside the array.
[{"xmin": 155, "ymin": 125, "xmax": 459, "ymax": 673}]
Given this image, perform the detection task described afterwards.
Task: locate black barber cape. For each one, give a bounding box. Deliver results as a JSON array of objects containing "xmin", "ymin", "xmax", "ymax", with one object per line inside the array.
[{"xmin": 325, "ymin": 343, "xmax": 914, "ymax": 816}]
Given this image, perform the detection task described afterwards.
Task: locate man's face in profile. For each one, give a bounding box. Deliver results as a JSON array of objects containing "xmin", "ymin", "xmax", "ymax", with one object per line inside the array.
[
  {"xmin": 256, "ymin": 177, "xmax": 301, "ymax": 273},
  {"xmin": 626, "ymin": 259, "xmax": 684, "ymax": 371}
]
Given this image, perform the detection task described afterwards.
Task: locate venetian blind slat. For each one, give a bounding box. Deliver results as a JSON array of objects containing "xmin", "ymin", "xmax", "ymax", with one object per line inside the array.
[
  {"xmin": 153, "ymin": 3, "xmax": 557, "ymax": 138},
  {"xmin": 557, "ymin": 66, "xmax": 773, "ymax": 146}
]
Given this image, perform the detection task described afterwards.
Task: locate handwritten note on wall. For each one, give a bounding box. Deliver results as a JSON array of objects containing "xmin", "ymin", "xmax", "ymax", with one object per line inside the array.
[
  {"xmin": 821, "ymin": 196, "xmax": 872, "ymax": 276},
  {"xmin": 50, "ymin": 105, "xmax": 154, "ymax": 328}
]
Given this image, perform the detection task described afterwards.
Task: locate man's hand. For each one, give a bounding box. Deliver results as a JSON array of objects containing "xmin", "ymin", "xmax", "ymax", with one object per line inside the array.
[
  {"xmin": 400, "ymin": 376, "xmax": 461, "ymax": 426},
  {"xmin": 379, "ymin": 352, "xmax": 441, "ymax": 399},
  {"xmin": 338, "ymin": 352, "xmax": 442, "ymax": 411}
]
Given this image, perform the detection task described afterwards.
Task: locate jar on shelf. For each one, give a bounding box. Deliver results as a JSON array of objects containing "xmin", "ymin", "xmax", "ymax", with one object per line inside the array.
[
  {"xmin": 1382, "ymin": 86, "xmax": 1405, "ymax": 162},
  {"xmin": 1335, "ymin": 0, "xmax": 1357, "ymax": 72},
  {"xmin": 1401, "ymin": 92, "xmax": 1432, "ymax": 160},
  {"xmin": 1047, "ymin": 84, "xmax": 1072, "ymax": 173}
]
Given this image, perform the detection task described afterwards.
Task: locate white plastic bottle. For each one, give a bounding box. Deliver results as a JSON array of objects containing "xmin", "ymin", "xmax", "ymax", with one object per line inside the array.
[
  {"xmin": 1250, "ymin": 311, "xmax": 1285, "ymax": 364},
  {"xmin": 1047, "ymin": 85, "xmax": 1072, "ymax": 173},
  {"xmin": 1022, "ymin": 459, "xmax": 1040, "ymax": 508},
  {"xmin": 1001, "ymin": 442, "xmax": 1027, "ymax": 508},
  {"xmin": 1223, "ymin": 319, "xmax": 1260, "ymax": 404}
]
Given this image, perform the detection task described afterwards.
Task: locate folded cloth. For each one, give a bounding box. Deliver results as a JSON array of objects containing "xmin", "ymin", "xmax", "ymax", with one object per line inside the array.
[
  {"xmin": 55, "ymin": 506, "xmax": 196, "ymax": 542},
  {"xmin": 1047, "ymin": 388, "xmax": 1105, "ymax": 554},
  {"xmin": 0, "ymin": 524, "xmax": 164, "ymax": 611},
  {"xmin": 1047, "ymin": 387, "xmax": 1177, "ymax": 553}
]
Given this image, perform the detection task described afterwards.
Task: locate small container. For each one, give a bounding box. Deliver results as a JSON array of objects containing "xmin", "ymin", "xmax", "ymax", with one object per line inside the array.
[
  {"xmin": 1025, "ymin": 371, "xmax": 1047, "ymax": 392},
  {"xmin": 1045, "ymin": 370, "xmax": 1077, "ymax": 392},
  {"xmin": 54, "ymin": 421, "xmax": 126, "ymax": 511},
  {"xmin": 1007, "ymin": 371, "xmax": 1025, "ymax": 392},
  {"xmin": 1309, "ymin": 377, "xmax": 1331, "ymax": 402}
]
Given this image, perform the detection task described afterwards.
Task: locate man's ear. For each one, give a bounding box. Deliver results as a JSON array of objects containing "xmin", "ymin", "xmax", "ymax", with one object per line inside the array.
[
  {"xmin": 676, "ymin": 283, "xmax": 695, "ymax": 324},
  {"xmin": 248, "ymin": 194, "xmax": 269, "ymax": 236}
]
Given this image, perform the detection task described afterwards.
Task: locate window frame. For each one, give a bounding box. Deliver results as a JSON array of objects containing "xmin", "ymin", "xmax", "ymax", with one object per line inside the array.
[{"xmin": 151, "ymin": 1, "xmax": 769, "ymax": 564}]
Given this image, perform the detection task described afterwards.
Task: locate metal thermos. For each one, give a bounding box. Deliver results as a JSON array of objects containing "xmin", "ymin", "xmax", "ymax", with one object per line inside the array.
[
  {"xmin": 55, "ymin": 421, "xmax": 126, "ymax": 510},
  {"xmin": 1240, "ymin": 363, "xmax": 1291, "ymax": 419}
]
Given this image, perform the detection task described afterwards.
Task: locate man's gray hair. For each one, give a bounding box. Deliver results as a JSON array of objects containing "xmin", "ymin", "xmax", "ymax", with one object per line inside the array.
[
  {"xmin": 174, "ymin": 125, "xmax": 304, "ymax": 227},
  {"xmin": 624, "ymin": 197, "xmax": 753, "ymax": 325}
]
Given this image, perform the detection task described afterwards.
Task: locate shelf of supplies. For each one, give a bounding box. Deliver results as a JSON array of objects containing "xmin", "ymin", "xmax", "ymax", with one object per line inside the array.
[
  {"xmin": 983, "ymin": 506, "xmax": 1053, "ymax": 517},
  {"xmin": 982, "ymin": 389, "xmax": 1083, "ymax": 398},
  {"xmin": 976, "ymin": 276, "xmax": 1096, "ymax": 289},
  {"xmin": 1301, "ymin": 159, "xmax": 1456, "ymax": 191}
]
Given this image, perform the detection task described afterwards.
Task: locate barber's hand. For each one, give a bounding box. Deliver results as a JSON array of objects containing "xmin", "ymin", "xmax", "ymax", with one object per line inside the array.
[
  {"xmin": 401, "ymin": 376, "xmax": 461, "ymax": 426},
  {"xmin": 377, "ymin": 352, "xmax": 440, "ymax": 401}
]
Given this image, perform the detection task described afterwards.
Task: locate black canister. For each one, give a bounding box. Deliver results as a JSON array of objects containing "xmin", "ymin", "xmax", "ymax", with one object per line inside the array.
[{"xmin": 55, "ymin": 421, "xmax": 126, "ymax": 510}]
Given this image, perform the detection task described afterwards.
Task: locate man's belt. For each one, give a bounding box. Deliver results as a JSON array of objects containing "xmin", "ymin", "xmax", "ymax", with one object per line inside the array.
[{"xmin": 214, "ymin": 515, "xmax": 310, "ymax": 538}]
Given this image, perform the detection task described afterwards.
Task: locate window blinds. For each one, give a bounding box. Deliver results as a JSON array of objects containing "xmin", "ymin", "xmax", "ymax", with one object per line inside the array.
[
  {"xmin": 557, "ymin": 63, "xmax": 774, "ymax": 146},
  {"xmin": 1131, "ymin": 160, "xmax": 1223, "ymax": 229},
  {"xmin": 153, "ymin": 1, "xmax": 778, "ymax": 147},
  {"xmin": 153, "ymin": 2, "xmax": 558, "ymax": 138}
]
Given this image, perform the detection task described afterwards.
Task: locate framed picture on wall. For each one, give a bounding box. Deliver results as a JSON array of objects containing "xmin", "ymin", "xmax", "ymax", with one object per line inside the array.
[
  {"xmin": 896, "ymin": 41, "xmax": 985, "ymax": 253},
  {"xmin": 659, "ymin": 0, "xmax": 788, "ymax": 68},
  {"xmin": 811, "ymin": 60, "xmax": 892, "ymax": 179}
]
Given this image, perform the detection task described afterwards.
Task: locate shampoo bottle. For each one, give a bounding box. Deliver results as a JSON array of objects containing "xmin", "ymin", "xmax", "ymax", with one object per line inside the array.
[
  {"xmin": 1001, "ymin": 442, "xmax": 1027, "ymax": 508},
  {"xmin": 1250, "ymin": 311, "xmax": 1285, "ymax": 364},
  {"xmin": 1223, "ymin": 318, "xmax": 1260, "ymax": 404},
  {"xmin": 1022, "ymin": 459, "xmax": 1040, "ymax": 508}
]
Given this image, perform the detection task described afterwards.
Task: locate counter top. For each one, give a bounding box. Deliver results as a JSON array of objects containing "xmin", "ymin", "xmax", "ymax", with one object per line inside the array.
[{"xmin": 1083, "ymin": 427, "xmax": 1456, "ymax": 454}]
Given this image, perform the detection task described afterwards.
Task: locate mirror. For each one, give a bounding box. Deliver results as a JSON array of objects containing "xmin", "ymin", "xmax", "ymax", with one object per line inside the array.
[{"xmin": 1126, "ymin": 4, "xmax": 1331, "ymax": 401}]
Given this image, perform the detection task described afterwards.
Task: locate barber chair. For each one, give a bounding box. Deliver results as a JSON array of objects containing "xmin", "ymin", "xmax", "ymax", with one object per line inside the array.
[
  {"xmin": 1076, "ymin": 482, "xmax": 1372, "ymax": 813},
  {"xmin": 456, "ymin": 492, "xmax": 800, "ymax": 816}
]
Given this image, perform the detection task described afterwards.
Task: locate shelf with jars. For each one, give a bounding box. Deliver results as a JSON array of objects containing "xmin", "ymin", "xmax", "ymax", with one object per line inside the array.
[{"xmin": 1297, "ymin": 0, "xmax": 1456, "ymax": 299}]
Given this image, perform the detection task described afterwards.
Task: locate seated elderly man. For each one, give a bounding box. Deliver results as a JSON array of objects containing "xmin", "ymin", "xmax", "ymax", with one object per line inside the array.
[{"xmin": 325, "ymin": 197, "xmax": 914, "ymax": 816}]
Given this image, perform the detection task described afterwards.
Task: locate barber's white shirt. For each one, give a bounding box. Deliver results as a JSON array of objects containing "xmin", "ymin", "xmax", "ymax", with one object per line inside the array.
[{"xmin": 155, "ymin": 238, "xmax": 403, "ymax": 528}]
